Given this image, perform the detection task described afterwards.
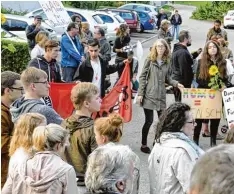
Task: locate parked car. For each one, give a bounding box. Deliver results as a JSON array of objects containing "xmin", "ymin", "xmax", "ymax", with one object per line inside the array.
[
  {"xmin": 25, "ymin": 8, "xmax": 108, "ymax": 41},
  {"xmin": 133, "ymin": 10, "xmax": 155, "ymax": 32},
  {"xmin": 1, "ymin": 14, "xmax": 58, "ymax": 41},
  {"xmin": 1, "ymin": 28, "xmax": 27, "ymax": 43},
  {"xmin": 98, "ymin": 8, "xmax": 141, "ymax": 33},
  {"xmin": 119, "ymin": 3, "xmax": 158, "ymax": 21},
  {"xmin": 93, "ymin": 11, "xmax": 126, "ymax": 45},
  {"xmin": 224, "ymin": 10, "xmax": 234, "ymax": 29}
]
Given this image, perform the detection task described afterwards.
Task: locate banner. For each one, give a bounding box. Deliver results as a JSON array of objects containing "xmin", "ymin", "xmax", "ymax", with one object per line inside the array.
[
  {"xmin": 92, "ymin": 63, "xmax": 132, "ymax": 122},
  {"xmin": 49, "ymin": 82, "xmax": 76, "ymax": 119},
  {"xmin": 222, "ymin": 87, "xmax": 234, "ymax": 129},
  {"xmin": 39, "ymin": 1, "xmax": 71, "ymax": 28},
  {"xmin": 181, "ymin": 88, "xmax": 223, "ymax": 119}
]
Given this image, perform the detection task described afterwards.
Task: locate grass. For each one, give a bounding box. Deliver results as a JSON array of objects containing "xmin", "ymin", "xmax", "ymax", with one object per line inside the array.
[{"xmin": 176, "ymin": 1, "xmax": 212, "ymax": 7}]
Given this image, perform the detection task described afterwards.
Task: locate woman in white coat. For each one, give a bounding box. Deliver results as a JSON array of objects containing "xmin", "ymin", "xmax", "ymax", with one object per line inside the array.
[{"xmin": 148, "ymin": 102, "xmax": 204, "ymax": 194}]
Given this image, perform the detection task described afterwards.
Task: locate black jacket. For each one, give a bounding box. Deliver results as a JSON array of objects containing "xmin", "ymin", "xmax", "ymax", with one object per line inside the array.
[
  {"xmin": 170, "ymin": 14, "xmax": 182, "ymax": 25},
  {"xmin": 156, "ymin": 13, "xmax": 168, "ymax": 28},
  {"xmin": 99, "ymin": 37, "xmax": 111, "ymax": 62},
  {"xmin": 25, "ymin": 24, "xmax": 40, "ymax": 49},
  {"xmin": 73, "ymin": 56, "xmax": 124, "ymax": 98},
  {"xmin": 28, "ymin": 56, "xmax": 62, "ymax": 82},
  {"xmin": 171, "ymin": 43, "xmax": 199, "ymax": 87}
]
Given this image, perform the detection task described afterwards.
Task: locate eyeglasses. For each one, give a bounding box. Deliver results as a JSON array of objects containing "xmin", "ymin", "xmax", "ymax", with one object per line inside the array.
[
  {"xmin": 186, "ymin": 120, "xmax": 196, "ymax": 126},
  {"xmin": 34, "ymin": 81, "xmax": 49, "ymax": 85},
  {"xmin": 9, "ymin": 87, "xmax": 24, "ymax": 94},
  {"xmin": 156, "ymin": 45, "xmax": 165, "ymax": 49}
]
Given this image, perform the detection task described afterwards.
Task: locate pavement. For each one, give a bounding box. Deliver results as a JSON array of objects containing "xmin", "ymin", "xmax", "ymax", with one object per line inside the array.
[{"xmin": 108, "ymin": 4, "xmax": 234, "ymax": 194}]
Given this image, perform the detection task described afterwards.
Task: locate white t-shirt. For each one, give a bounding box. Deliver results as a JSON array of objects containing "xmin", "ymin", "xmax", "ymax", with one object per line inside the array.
[{"xmin": 91, "ymin": 58, "xmax": 102, "ymax": 91}]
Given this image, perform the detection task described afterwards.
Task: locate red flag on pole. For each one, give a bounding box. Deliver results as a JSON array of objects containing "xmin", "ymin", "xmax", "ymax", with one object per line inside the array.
[
  {"xmin": 49, "ymin": 83, "xmax": 76, "ymax": 119},
  {"xmin": 92, "ymin": 63, "xmax": 132, "ymax": 122}
]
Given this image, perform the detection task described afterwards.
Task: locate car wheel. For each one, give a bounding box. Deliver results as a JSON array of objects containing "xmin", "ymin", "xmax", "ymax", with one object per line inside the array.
[{"xmin": 140, "ymin": 24, "xmax": 144, "ymax": 33}]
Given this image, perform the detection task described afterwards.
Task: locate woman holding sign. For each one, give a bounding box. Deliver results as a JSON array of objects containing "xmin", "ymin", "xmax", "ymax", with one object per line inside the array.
[
  {"xmin": 194, "ymin": 40, "xmax": 231, "ymax": 147},
  {"xmin": 137, "ymin": 39, "xmax": 184, "ymax": 154}
]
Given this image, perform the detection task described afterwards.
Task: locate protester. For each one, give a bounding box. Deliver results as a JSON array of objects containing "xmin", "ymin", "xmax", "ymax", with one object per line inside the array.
[
  {"xmin": 149, "ymin": 102, "xmax": 204, "ymax": 194},
  {"xmin": 194, "ymin": 40, "xmax": 231, "ymax": 147},
  {"xmin": 170, "ymin": 9, "xmax": 182, "ymax": 41},
  {"xmin": 217, "ymin": 35, "xmax": 233, "ymax": 63},
  {"xmin": 189, "ymin": 144, "xmax": 234, "ymax": 194},
  {"xmin": 156, "ymin": 8, "xmax": 168, "ymax": 30},
  {"xmin": 74, "ymin": 38, "xmax": 125, "ymax": 98},
  {"xmin": 113, "ymin": 24, "xmax": 131, "ymax": 79},
  {"xmin": 26, "ymin": 15, "xmax": 44, "ymax": 52},
  {"xmin": 207, "ymin": 19, "xmax": 228, "ymax": 41},
  {"xmin": 85, "ymin": 144, "xmax": 140, "ymax": 194},
  {"xmin": 30, "ymin": 31, "xmax": 49, "ymax": 59},
  {"xmin": 1, "ymin": 71, "xmax": 22, "ymax": 188},
  {"xmin": 82, "ymin": 22, "xmax": 93, "ymax": 41},
  {"xmin": 171, "ymin": 30, "xmax": 202, "ymax": 101},
  {"xmin": 157, "ymin": 19, "xmax": 173, "ymax": 47},
  {"xmin": 10, "ymin": 67, "xmax": 63, "ymax": 124},
  {"xmin": 8, "ymin": 113, "xmax": 46, "ymax": 172},
  {"xmin": 61, "ymin": 82, "xmax": 101, "ymax": 193},
  {"xmin": 224, "ymin": 126, "xmax": 234, "ymax": 143},
  {"xmin": 2, "ymin": 124, "xmax": 78, "ymax": 194},
  {"xmin": 61, "ymin": 22, "xmax": 85, "ymax": 82},
  {"xmin": 137, "ymin": 39, "xmax": 184, "ymax": 154},
  {"xmin": 28, "ymin": 40, "xmax": 62, "ymax": 82},
  {"xmin": 94, "ymin": 27, "xmax": 111, "ymax": 62},
  {"xmin": 71, "ymin": 14, "xmax": 82, "ymax": 25},
  {"xmin": 94, "ymin": 113, "xmax": 123, "ymax": 145}
]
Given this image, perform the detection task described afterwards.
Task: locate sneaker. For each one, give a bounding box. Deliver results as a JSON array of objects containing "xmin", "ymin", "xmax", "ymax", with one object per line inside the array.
[{"xmin": 140, "ymin": 146, "xmax": 151, "ymax": 154}]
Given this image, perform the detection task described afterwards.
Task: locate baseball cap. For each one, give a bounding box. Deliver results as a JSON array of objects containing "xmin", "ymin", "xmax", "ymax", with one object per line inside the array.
[{"xmin": 34, "ymin": 15, "xmax": 42, "ymax": 20}]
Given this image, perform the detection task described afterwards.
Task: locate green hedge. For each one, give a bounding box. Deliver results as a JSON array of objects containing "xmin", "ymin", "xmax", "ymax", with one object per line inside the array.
[{"xmin": 1, "ymin": 39, "xmax": 30, "ymax": 73}]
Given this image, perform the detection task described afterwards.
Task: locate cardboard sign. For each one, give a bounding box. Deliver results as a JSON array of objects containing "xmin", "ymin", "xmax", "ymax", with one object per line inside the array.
[
  {"xmin": 181, "ymin": 88, "xmax": 223, "ymax": 119},
  {"xmin": 222, "ymin": 87, "xmax": 234, "ymax": 129},
  {"xmin": 39, "ymin": 1, "xmax": 71, "ymax": 28}
]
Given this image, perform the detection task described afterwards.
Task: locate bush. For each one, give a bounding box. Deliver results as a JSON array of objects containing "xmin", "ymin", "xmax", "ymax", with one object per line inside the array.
[
  {"xmin": 1, "ymin": 39, "xmax": 30, "ymax": 73},
  {"xmin": 191, "ymin": 2, "xmax": 234, "ymax": 21}
]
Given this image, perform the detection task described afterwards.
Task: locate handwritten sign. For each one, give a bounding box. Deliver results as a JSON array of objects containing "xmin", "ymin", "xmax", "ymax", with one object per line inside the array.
[
  {"xmin": 222, "ymin": 87, "xmax": 234, "ymax": 129},
  {"xmin": 181, "ymin": 88, "xmax": 223, "ymax": 119},
  {"xmin": 39, "ymin": 1, "xmax": 71, "ymax": 28}
]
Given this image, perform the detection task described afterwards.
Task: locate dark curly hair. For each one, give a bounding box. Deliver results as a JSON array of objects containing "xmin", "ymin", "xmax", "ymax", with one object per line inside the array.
[{"xmin": 155, "ymin": 102, "xmax": 191, "ymax": 143}]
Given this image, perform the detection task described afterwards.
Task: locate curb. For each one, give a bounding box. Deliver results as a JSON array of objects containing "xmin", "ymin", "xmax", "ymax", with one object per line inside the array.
[{"xmin": 111, "ymin": 32, "xmax": 158, "ymax": 58}]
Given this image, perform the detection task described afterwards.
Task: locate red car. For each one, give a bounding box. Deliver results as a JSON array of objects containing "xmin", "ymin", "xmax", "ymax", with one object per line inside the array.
[{"xmin": 98, "ymin": 8, "xmax": 141, "ymax": 32}]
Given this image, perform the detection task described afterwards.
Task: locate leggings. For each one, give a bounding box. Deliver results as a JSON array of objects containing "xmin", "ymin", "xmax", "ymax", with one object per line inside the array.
[
  {"xmin": 142, "ymin": 108, "xmax": 162, "ymax": 145},
  {"xmin": 193, "ymin": 119, "xmax": 220, "ymax": 145}
]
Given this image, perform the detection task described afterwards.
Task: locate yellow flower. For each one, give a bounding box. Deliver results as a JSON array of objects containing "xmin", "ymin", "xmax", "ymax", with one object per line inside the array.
[
  {"xmin": 1, "ymin": 13, "xmax": 6, "ymax": 24},
  {"xmin": 209, "ymin": 65, "xmax": 218, "ymax": 76}
]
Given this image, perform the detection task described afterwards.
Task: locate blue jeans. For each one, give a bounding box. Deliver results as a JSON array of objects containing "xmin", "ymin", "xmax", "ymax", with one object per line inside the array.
[
  {"xmin": 172, "ymin": 25, "xmax": 180, "ymax": 40},
  {"xmin": 62, "ymin": 67, "xmax": 77, "ymax": 82}
]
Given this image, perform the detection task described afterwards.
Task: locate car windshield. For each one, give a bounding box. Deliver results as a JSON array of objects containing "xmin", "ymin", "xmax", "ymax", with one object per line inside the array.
[
  {"xmin": 114, "ymin": 15, "xmax": 125, "ymax": 23},
  {"xmin": 227, "ymin": 11, "xmax": 234, "ymax": 16}
]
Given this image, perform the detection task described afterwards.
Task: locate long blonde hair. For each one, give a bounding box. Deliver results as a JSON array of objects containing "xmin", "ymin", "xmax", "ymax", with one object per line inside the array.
[
  {"xmin": 9, "ymin": 113, "xmax": 46, "ymax": 156},
  {"xmin": 149, "ymin": 39, "xmax": 171, "ymax": 62},
  {"xmin": 94, "ymin": 113, "xmax": 124, "ymax": 143},
  {"xmin": 35, "ymin": 31, "xmax": 49, "ymax": 48}
]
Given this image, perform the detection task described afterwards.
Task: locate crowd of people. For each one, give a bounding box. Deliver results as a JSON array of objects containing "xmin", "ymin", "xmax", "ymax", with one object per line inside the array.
[{"xmin": 1, "ymin": 10, "xmax": 234, "ymax": 194}]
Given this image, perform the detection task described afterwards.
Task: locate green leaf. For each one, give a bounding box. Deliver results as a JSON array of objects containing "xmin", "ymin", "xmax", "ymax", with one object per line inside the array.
[
  {"xmin": 6, "ymin": 43, "xmax": 16, "ymax": 53},
  {"xmin": 1, "ymin": 31, "xmax": 6, "ymax": 38}
]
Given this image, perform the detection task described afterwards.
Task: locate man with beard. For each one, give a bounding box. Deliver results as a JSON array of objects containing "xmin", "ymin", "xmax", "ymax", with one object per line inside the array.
[
  {"xmin": 171, "ymin": 30, "xmax": 202, "ymax": 101},
  {"xmin": 207, "ymin": 20, "xmax": 228, "ymax": 42}
]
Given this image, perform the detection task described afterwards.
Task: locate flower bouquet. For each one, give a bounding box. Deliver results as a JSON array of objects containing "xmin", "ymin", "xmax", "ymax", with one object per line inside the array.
[{"xmin": 208, "ymin": 65, "xmax": 225, "ymax": 90}]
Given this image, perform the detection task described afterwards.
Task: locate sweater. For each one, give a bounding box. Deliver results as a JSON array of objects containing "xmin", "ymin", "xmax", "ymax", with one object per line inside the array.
[{"xmin": 10, "ymin": 97, "xmax": 63, "ymax": 124}]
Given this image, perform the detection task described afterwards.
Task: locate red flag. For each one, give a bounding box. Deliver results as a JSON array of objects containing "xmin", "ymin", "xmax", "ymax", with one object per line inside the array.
[
  {"xmin": 49, "ymin": 82, "xmax": 76, "ymax": 119},
  {"xmin": 93, "ymin": 63, "xmax": 132, "ymax": 122}
]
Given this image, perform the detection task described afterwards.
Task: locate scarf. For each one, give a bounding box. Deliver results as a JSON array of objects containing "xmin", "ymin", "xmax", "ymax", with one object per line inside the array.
[{"xmin": 160, "ymin": 132, "xmax": 204, "ymax": 158}]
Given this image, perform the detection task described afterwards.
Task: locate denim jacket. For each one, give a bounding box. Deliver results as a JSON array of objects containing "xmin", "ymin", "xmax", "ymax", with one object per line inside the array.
[{"xmin": 61, "ymin": 33, "xmax": 84, "ymax": 68}]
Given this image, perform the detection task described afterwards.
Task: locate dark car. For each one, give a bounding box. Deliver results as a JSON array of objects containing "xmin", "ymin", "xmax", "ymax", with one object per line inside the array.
[{"xmin": 97, "ymin": 8, "xmax": 141, "ymax": 33}]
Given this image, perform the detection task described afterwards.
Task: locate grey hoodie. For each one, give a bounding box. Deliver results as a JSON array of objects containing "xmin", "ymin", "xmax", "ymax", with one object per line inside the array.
[
  {"xmin": 2, "ymin": 151, "xmax": 78, "ymax": 194},
  {"xmin": 10, "ymin": 97, "xmax": 63, "ymax": 124}
]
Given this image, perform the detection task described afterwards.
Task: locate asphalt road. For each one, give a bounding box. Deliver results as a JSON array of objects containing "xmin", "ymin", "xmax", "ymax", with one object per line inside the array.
[{"xmin": 109, "ymin": 4, "xmax": 234, "ymax": 194}]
